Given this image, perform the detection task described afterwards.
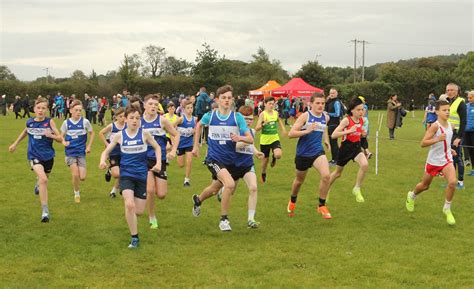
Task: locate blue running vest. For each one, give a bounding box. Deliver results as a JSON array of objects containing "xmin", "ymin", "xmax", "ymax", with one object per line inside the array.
[
  {"xmin": 177, "ymin": 115, "xmax": 195, "ymax": 149},
  {"xmin": 141, "ymin": 115, "xmax": 167, "ymax": 160},
  {"xmin": 120, "ymin": 128, "xmax": 148, "ymax": 180},
  {"xmin": 64, "ymin": 117, "xmax": 88, "ymax": 157},
  {"xmin": 26, "ymin": 117, "xmax": 55, "ymax": 161},
  {"xmin": 207, "ymin": 111, "xmax": 239, "ymax": 165},
  {"xmin": 296, "ymin": 111, "xmax": 326, "ymax": 157}
]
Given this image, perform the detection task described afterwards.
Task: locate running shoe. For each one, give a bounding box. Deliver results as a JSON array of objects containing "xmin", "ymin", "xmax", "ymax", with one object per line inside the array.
[
  {"xmin": 183, "ymin": 181, "xmax": 190, "ymax": 187},
  {"xmin": 456, "ymin": 182, "xmax": 465, "ymax": 190},
  {"xmin": 109, "ymin": 191, "xmax": 116, "ymax": 198},
  {"xmin": 261, "ymin": 173, "xmax": 267, "ymax": 183},
  {"xmin": 287, "ymin": 200, "xmax": 296, "ymax": 217},
  {"xmin": 105, "ymin": 169, "xmax": 111, "ymax": 182},
  {"xmin": 219, "ymin": 219, "xmax": 232, "ymax": 231},
  {"xmin": 406, "ymin": 191, "xmax": 415, "ymax": 212},
  {"xmin": 468, "ymin": 171, "xmax": 474, "ymax": 177},
  {"xmin": 74, "ymin": 195, "xmax": 81, "ymax": 203},
  {"xmin": 247, "ymin": 220, "xmax": 260, "ymax": 229},
  {"xmin": 443, "ymin": 208, "xmax": 456, "ymax": 225},
  {"xmin": 192, "ymin": 194, "xmax": 201, "ymax": 217},
  {"xmin": 128, "ymin": 237, "xmax": 139, "ymax": 249},
  {"xmin": 328, "ymin": 160, "xmax": 337, "ymax": 167},
  {"xmin": 41, "ymin": 213, "xmax": 49, "ymax": 223},
  {"xmin": 34, "ymin": 183, "xmax": 39, "ymax": 195},
  {"xmin": 352, "ymin": 187, "xmax": 365, "ymax": 203},
  {"xmin": 149, "ymin": 219, "xmax": 158, "ymax": 229},
  {"xmin": 317, "ymin": 205, "xmax": 332, "ymax": 219}
]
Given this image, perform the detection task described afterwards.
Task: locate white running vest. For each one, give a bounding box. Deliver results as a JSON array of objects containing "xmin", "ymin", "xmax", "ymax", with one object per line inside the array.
[{"xmin": 426, "ymin": 121, "xmax": 453, "ymax": 166}]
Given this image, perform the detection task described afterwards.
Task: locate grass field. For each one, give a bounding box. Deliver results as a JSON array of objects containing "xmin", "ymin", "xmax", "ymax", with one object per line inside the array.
[{"xmin": 0, "ymin": 110, "xmax": 473, "ymax": 288}]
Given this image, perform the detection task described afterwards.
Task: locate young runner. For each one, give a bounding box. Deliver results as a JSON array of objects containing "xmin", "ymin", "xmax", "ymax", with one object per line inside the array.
[
  {"xmin": 141, "ymin": 94, "xmax": 179, "ymax": 229},
  {"xmin": 359, "ymin": 96, "xmax": 372, "ymax": 158},
  {"xmin": 164, "ymin": 102, "xmax": 179, "ymax": 160},
  {"xmin": 216, "ymin": 105, "xmax": 265, "ymax": 228},
  {"xmin": 9, "ymin": 97, "xmax": 63, "ymax": 222},
  {"xmin": 328, "ymin": 97, "xmax": 368, "ymax": 203},
  {"xmin": 255, "ymin": 97, "xmax": 287, "ymax": 183},
  {"xmin": 175, "ymin": 100, "xmax": 196, "ymax": 186},
  {"xmin": 60, "ymin": 100, "xmax": 95, "ymax": 203},
  {"xmin": 405, "ymin": 100, "xmax": 458, "ymax": 225},
  {"xmin": 287, "ymin": 92, "xmax": 332, "ymax": 218},
  {"xmin": 99, "ymin": 106, "xmax": 162, "ymax": 248},
  {"xmin": 191, "ymin": 84, "xmax": 253, "ymax": 231},
  {"xmin": 98, "ymin": 107, "xmax": 125, "ymax": 198}
]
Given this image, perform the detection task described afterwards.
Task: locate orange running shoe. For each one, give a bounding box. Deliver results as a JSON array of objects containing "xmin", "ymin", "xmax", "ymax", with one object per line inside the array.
[
  {"xmin": 317, "ymin": 205, "xmax": 332, "ymax": 219},
  {"xmin": 287, "ymin": 200, "xmax": 296, "ymax": 217}
]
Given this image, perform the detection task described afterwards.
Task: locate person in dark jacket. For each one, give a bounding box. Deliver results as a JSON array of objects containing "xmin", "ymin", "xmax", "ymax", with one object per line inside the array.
[
  {"xmin": 13, "ymin": 96, "xmax": 23, "ymax": 119},
  {"xmin": 22, "ymin": 94, "xmax": 31, "ymax": 118},
  {"xmin": 325, "ymin": 88, "xmax": 343, "ymax": 165}
]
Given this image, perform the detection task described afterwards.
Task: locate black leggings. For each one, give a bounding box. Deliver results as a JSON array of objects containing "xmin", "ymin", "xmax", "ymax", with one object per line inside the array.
[{"xmin": 465, "ymin": 131, "xmax": 474, "ymax": 166}]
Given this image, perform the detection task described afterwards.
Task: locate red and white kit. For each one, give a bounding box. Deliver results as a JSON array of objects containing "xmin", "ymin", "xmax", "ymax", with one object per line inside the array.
[{"xmin": 425, "ymin": 121, "xmax": 453, "ymax": 176}]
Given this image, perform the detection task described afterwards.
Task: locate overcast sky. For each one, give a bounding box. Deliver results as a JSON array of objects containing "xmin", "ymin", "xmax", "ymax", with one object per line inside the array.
[{"xmin": 1, "ymin": 0, "xmax": 472, "ymax": 81}]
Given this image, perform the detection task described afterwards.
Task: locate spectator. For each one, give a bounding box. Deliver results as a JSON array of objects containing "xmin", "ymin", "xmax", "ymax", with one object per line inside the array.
[
  {"xmin": 325, "ymin": 88, "xmax": 343, "ymax": 165},
  {"xmin": 22, "ymin": 94, "xmax": 31, "ymax": 118},
  {"xmin": 465, "ymin": 91, "xmax": 474, "ymax": 176},
  {"xmin": 0, "ymin": 94, "xmax": 6, "ymax": 116},
  {"xmin": 195, "ymin": 87, "xmax": 211, "ymax": 120},
  {"xmin": 13, "ymin": 95, "xmax": 22, "ymax": 119},
  {"xmin": 386, "ymin": 94, "xmax": 402, "ymax": 140},
  {"xmin": 90, "ymin": 96, "xmax": 99, "ymax": 124}
]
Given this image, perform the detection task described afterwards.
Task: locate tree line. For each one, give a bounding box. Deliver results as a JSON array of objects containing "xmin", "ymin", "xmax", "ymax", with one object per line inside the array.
[{"xmin": 0, "ymin": 44, "xmax": 472, "ymax": 108}]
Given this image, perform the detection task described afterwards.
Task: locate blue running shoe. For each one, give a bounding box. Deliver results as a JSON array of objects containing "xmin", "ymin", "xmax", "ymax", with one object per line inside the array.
[{"xmin": 128, "ymin": 237, "xmax": 139, "ymax": 249}]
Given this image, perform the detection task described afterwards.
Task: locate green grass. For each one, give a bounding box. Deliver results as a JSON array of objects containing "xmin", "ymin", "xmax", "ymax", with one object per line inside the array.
[{"xmin": 0, "ymin": 111, "xmax": 473, "ymax": 288}]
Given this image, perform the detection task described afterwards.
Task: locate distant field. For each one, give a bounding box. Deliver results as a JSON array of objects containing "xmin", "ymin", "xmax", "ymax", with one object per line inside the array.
[{"xmin": 0, "ymin": 110, "xmax": 473, "ymax": 288}]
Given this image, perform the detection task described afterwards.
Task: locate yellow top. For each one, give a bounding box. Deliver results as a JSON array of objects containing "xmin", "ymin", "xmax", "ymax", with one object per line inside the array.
[
  {"xmin": 164, "ymin": 113, "xmax": 178, "ymax": 138},
  {"xmin": 260, "ymin": 110, "xmax": 280, "ymax": 145}
]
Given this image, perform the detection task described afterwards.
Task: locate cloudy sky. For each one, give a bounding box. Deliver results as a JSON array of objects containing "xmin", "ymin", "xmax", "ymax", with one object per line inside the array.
[{"xmin": 1, "ymin": 0, "xmax": 472, "ymax": 81}]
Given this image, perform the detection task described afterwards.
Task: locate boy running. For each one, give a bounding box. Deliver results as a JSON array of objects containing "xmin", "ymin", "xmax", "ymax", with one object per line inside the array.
[
  {"xmin": 191, "ymin": 85, "xmax": 253, "ymax": 231},
  {"xmin": 9, "ymin": 97, "xmax": 63, "ymax": 222},
  {"xmin": 175, "ymin": 100, "xmax": 197, "ymax": 186},
  {"xmin": 287, "ymin": 92, "xmax": 332, "ymax": 219},
  {"xmin": 406, "ymin": 100, "xmax": 458, "ymax": 225},
  {"xmin": 255, "ymin": 97, "xmax": 287, "ymax": 183},
  {"xmin": 142, "ymin": 94, "xmax": 179, "ymax": 229},
  {"xmin": 99, "ymin": 106, "xmax": 162, "ymax": 248},
  {"xmin": 98, "ymin": 107, "xmax": 125, "ymax": 198},
  {"xmin": 60, "ymin": 100, "xmax": 95, "ymax": 203},
  {"xmin": 328, "ymin": 97, "xmax": 369, "ymax": 203}
]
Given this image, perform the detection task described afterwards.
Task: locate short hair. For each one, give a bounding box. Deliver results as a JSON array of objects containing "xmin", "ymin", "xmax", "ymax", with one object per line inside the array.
[
  {"xmin": 184, "ymin": 100, "xmax": 194, "ymax": 107},
  {"xmin": 167, "ymin": 102, "xmax": 175, "ymax": 108},
  {"xmin": 114, "ymin": 107, "xmax": 125, "ymax": 116},
  {"xmin": 347, "ymin": 96, "xmax": 363, "ymax": 116},
  {"xmin": 144, "ymin": 94, "xmax": 159, "ymax": 102},
  {"xmin": 238, "ymin": 105, "xmax": 253, "ymax": 116},
  {"xmin": 310, "ymin": 92, "xmax": 325, "ymax": 103},
  {"xmin": 70, "ymin": 100, "xmax": 82, "ymax": 109},
  {"xmin": 264, "ymin": 97, "xmax": 275, "ymax": 103},
  {"xmin": 35, "ymin": 97, "xmax": 48, "ymax": 107},
  {"xmin": 216, "ymin": 85, "xmax": 233, "ymax": 97},
  {"xmin": 435, "ymin": 100, "xmax": 450, "ymax": 110},
  {"xmin": 125, "ymin": 105, "xmax": 141, "ymax": 117}
]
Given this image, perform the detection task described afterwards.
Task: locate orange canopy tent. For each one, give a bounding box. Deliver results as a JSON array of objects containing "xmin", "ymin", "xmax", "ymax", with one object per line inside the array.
[
  {"xmin": 270, "ymin": 78, "xmax": 323, "ymax": 100},
  {"xmin": 248, "ymin": 80, "xmax": 281, "ymax": 99}
]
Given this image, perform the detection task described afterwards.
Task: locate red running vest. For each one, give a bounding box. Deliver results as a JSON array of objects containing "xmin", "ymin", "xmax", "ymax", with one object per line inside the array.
[{"xmin": 342, "ymin": 116, "xmax": 364, "ymax": 143}]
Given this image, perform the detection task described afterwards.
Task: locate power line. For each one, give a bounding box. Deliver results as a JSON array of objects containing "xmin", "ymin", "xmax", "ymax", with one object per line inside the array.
[{"xmin": 370, "ymin": 42, "xmax": 472, "ymax": 48}]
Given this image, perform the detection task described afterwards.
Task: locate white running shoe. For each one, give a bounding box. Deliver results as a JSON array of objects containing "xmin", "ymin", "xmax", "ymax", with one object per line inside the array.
[{"xmin": 219, "ymin": 219, "xmax": 232, "ymax": 231}]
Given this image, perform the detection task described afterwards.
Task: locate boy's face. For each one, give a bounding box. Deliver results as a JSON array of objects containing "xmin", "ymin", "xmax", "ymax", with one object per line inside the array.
[
  {"xmin": 468, "ymin": 93, "xmax": 474, "ymax": 103},
  {"xmin": 115, "ymin": 113, "xmax": 125, "ymax": 124},
  {"xmin": 70, "ymin": 105, "xmax": 83, "ymax": 119},
  {"xmin": 265, "ymin": 100, "xmax": 275, "ymax": 111},
  {"xmin": 185, "ymin": 104, "xmax": 193, "ymax": 115},
  {"xmin": 126, "ymin": 112, "xmax": 141, "ymax": 128},
  {"xmin": 244, "ymin": 114, "xmax": 254, "ymax": 126},
  {"xmin": 311, "ymin": 98, "xmax": 325, "ymax": 113},
  {"xmin": 144, "ymin": 99, "xmax": 158, "ymax": 115},
  {"xmin": 34, "ymin": 102, "xmax": 48, "ymax": 118},
  {"xmin": 436, "ymin": 105, "xmax": 450, "ymax": 120},
  {"xmin": 167, "ymin": 106, "xmax": 175, "ymax": 114},
  {"xmin": 218, "ymin": 92, "xmax": 233, "ymax": 109}
]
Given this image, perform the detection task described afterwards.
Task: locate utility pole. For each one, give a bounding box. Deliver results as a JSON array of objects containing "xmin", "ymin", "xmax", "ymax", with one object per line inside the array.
[
  {"xmin": 350, "ymin": 39, "xmax": 357, "ymax": 83},
  {"xmin": 357, "ymin": 40, "xmax": 369, "ymax": 81},
  {"xmin": 43, "ymin": 67, "xmax": 50, "ymax": 84},
  {"xmin": 315, "ymin": 54, "xmax": 322, "ymax": 62}
]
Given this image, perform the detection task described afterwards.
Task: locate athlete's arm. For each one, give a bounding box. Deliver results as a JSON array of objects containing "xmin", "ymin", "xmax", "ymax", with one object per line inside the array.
[
  {"xmin": 288, "ymin": 112, "xmax": 312, "ymax": 138},
  {"xmin": 144, "ymin": 131, "xmax": 162, "ymax": 172},
  {"xmin": 99, "ymin": 133, "xmax": 120, "ymax": 169},
  {"xmin": 192, "ymin": 112, "xmax": 211, "ymax": 156},
  {"xmin": 47, "ymin": 119, "xmax": 64, "ymax": 143},
  {"xmin": 421, "ymin": 122, "xmax": 443, "ymax": 147},
  {"xmin": 233, "ymin": 113, "xmax": 253, "ymax": 144},
  {"xmin": 98, "ymin": 124, "xmax": 112, "ymax": 147},
  {"xmin": 253, "ymin": 145, "xmax": 265, "ymax": 159},
  {"xmin": 331, "ymin": 117, "xmax": 354, "ymax": 139},
  {"xmin": 8, "ymin": 128, "xmax": 27, "ymax": 152},
  {"xmin": 323, "ymin": 114, "xmax": 330, "ymax": 149},
  {"xmin": 278, "ymin": 117, "xmax": 288, "ymax": 136},
  {"xmin": 161, "ymin": 117, "xmax": 179, "ymax": 160},
  {"xmin": 85, "ymin": 120, "xmax": 95, "ymax": 153},
  {"xmin": 60, "ymin": 120, "xmax": 69, "ymax": 146},
  {"xmin": 255, "ymin": 112, "xmax": 265, "ymax": 131}
]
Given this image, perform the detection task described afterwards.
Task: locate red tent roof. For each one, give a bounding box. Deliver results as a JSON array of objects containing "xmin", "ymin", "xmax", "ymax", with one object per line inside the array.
[{"xmin": 271, "ymin": 77, "xmax": 323, "ymax": 99}]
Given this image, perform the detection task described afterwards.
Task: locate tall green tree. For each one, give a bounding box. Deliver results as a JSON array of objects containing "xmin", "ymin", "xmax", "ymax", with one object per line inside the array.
[
  {"xmin": 118, "ymin": 54, "xmax": 141, "ymax": 90},
  {"xmin": 295, "ymin": 60, "xmax": 330, "ymax": 88},
  {"xmin": 0, "ymin": 65, "xmax": 17, "ymax": 81},
  {"xmin": 142, "ymin": 45, "xmax": 166, "ymax": 78}
]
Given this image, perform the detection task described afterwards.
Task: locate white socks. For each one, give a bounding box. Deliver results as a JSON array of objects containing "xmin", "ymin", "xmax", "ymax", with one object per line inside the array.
[
  {"xmin": 248, "ymin": 210, "xmax": 256, "ymax": 221},
  {"xmin": 443, "ymin": 200, "xmax": 452, "ymax": 210},
  {"xmin": 74, "ymin": 190, "xmax": 80, "ymax": 196},
  {"xmin": 408, "ymin": 191, "xmax": 416, "ymax": 200}
]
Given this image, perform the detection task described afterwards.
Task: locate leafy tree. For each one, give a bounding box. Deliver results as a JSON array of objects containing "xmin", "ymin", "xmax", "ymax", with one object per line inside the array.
[
  {"xmin": 453, "ymin": 51, "xmax": 474, "ymax": 90},
  {"xmin": 142, "ymin": 45, "xmax": 166, "ymax": 78},
  {"xmin": 0, "ymin": 65, "xmax": 17, "ymax": 81},
  {"xmin": 163, "ymin": 56, "xmax": 192, "ymax": 76},
  {"xmin": 71, "ymin": 70, "xmax": 87, "ymax": 81},
  {"xmin": 118, "ymin": 54, "xmax": 141, "ymax": 90},
  {"xmin": 295, "ymin": 60, "xmax": 330, "ymax": 88},
  {"xmin": 192, "ymin": 43, "xmax": 224, "ymax": 90}
]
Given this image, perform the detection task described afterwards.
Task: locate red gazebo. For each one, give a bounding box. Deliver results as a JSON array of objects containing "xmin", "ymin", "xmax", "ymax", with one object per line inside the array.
[{"xmin": 271, "ymin": 78, "xmax": 323, "ymax": 99}]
